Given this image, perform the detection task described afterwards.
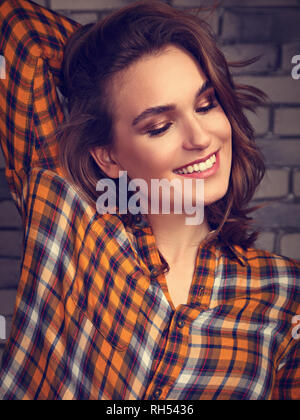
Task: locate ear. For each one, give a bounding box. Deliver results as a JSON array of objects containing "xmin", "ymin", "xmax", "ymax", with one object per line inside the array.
[{"xmin": 90, "ymin": 146, "xmax": 122, "ymax": 179}]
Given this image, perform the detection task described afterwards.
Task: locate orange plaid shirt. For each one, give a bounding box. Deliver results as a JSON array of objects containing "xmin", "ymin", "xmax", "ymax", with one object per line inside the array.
[{"xmin": 0, "ymin": 0, "xmax": 299, "ymax": 400}]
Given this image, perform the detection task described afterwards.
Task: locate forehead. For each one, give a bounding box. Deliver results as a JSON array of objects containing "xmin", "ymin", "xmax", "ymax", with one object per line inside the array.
[{"xmin": 109, "ymin": 45, "xmax": 207, "ymax": 117}]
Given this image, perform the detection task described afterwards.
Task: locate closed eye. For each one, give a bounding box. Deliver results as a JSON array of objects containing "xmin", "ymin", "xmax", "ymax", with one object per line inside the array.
[
  {"xmin": 146, "ymin": 95, "xmax": 218, "ymax": 137},
  {"xmin": 196, "ymin": 94, "xmax": 218, "ymax": 113},
  {"xmin": 146, "ymin": 122, "xmax": 173, "ymax": 137}
]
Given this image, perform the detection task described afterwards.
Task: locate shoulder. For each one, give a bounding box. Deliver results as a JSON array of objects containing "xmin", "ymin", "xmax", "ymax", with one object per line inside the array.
[
  {"xmin": 230, "ymin": 243, "xmax": 300, "ymax": 291},
  {"xmin": 226, "ymin": 244, "xmax": 300, "ymax": 320},
  {"xmin": 24, "ymin": 167, "xmax": 127, "ymax": 241},
  {"xmin": 243, "ymin": 246, "xmax": 299, "ymax": 275},
  {"xmin": 25, "ymin": 167, "xmax": 97, "ymax": 221}
]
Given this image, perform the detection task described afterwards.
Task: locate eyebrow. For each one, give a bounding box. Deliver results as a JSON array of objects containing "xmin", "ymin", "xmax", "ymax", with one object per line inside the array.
[{"xmin": 131, "ymin": 80, "xmax": 213, "ymax": 127}]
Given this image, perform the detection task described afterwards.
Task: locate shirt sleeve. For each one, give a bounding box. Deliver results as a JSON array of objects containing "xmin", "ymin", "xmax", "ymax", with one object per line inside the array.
[
  {"xmin": 0, "ymin": 0, "xmax": 79, "ymax": 217},
  {"xmin": 0, "ymin": 168, "xmax": 98, "ymax": 400},
  {"xmin": 272, "ymin": 339, "xmax": 300, "ymax": 400}
]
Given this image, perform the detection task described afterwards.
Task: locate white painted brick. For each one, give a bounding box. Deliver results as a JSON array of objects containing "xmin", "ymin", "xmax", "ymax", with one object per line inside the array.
[
  {"xmin": 274, "ymin": 108, "xmax": 300, "ymax": 136},
  {"xmin": 253, "ymin": 231, "xmax": 275, "ymax": 253},
  {"xmin": 0, "ymin": 290, "xmax": 17, "ymax": 317},
  {"xmin": 174, "ymin": 0, "xmax": 299, "ymax": 5},
  {"xmin": 222, "ymin": 9, "xmax": 300, "ymax": 44},
  {"xmin": 0, "ymin": 259, "xmax": 21, "ymax": 289},
  {"xmin": 245, "ymin": 107, "xmax": 270, "ymax": 136},
  {"xmin": 0, "ymin": 171, "xmax": 11, "ymax": 201},
  {"xmin": 223, "ymin": 44, "xmax": 278, "ymax": 74},
  {"xmin": 70, "ymin": 12, "xmax": 98, "ymax": 25},
  {"xmin": 0, "ymin": 347, "xmax": 4, "ymax": 367},
  {"xmin": 0, "ymin": 148, "xmax": 5, "ymax": 169},
  {"xmin": 32, "ymin": 0, "xmax": 48, "ymax": 6},
  {"xmin": 250, "ymin": 202, "xmax": 300, "ymax": 229},
  {"xmin": 50, "ymin": 0, "xmax": 132, "ymax": 11},
  {"xmin": 0, "ymin": 201, "xmax": 22, "ymax": 228},
  {"xmin": 173, "ymin": 0, "xmax": 212, "ymax": 6},
  {"xmin": 166, "ymin": 6, "xmax": 220, "ymax": 36},
  {"xmin": 257, "ymin": 139, "xmax": 300, "ymax": 166},
  {"xmin": 282, "ymin": 42, "xmax": 300, "ymax": 72},
  {"xmin": 220, "ymin": 0, "xmax": 299, "ymax": 5},
  {"xmin": 222, "ymin": 11, "xmax": 273, "ymax": 43},
  {"xmin": 0, "ymin": 316, "xmax": 12, "ymax": 345},
  {"xmin": 280, "ymin": 233, "xmax": 300, "ymax": 260},
  {"xmin": 293, "ymin": 170, "xmax": 300, "ymax": 197},
  {"xmin": 172, "ymin": 0, "xmax": 221, "ymax": 33},
  {"xmin": 0, "ymin": 231, "xmax": 23, "ymax": 258},
  {"xmin": 221, "ymin": 11, "xmax": 240, "ymax": 40},
  {"xmin": 253, "ymin": 169, "xmax": 289, "ymax": 199},
  {"xmin": 233, "ymin": 76, "xmax": 300, "ymax": 104},
  {"xmin": 194, "ymin": 9, "xmax": 220, "ymax": 36}
]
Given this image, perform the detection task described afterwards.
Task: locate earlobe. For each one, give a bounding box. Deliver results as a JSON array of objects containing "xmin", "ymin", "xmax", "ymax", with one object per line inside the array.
[{"xmin": 90, "ymin": 146, "xmax": 121, "ymax": 179}]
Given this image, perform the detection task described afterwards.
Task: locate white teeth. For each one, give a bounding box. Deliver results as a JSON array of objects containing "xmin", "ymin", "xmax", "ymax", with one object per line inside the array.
[
  {"xmin": 205, "ymin": 158, "xmax": 213, "ymax": 169},
  {"xmin": 199, "ymin": 162, "xmax": 207, "ymax": 171},
  {"xmin": 174, "ymin": 153, "xmax": 216, "ymax": 174}
]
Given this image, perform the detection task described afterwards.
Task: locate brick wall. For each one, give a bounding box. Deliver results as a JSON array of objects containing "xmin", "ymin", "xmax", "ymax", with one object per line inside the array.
[{"xmin": 1, "ymin": 0, "xmax": 300, "ymax": 362}]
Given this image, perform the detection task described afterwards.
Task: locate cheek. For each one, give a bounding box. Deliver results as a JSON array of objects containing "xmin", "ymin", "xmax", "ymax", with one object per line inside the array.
[
  {"xmin": 132, "ymin": 141, "xmax": 175, "ymax": 172},
  {"xmin": 225, "ymin": 119, "xmax": 232, "ymax": 142},
  {"xmin": 116, "ymin": 139, "xmax": 169, "ymax": 178},
  {"xmin": 214, "ymin": 113, "xmax": 232, "ymax": 142},
  {"xmin": 216, "ymin": 115, "xmax": 232, "ymax": 167}
]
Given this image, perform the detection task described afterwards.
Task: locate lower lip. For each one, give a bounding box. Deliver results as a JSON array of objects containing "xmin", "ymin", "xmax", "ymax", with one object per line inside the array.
[{"xmin": 173, "ymin": 151, "xmax": 220, "ymax": 179}]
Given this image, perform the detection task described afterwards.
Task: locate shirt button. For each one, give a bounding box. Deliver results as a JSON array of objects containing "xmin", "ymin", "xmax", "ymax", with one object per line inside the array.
[
  {"xmin": 135, "ymin": 214, "xmax": 142, "ymax": 223},
  {"xmin": 150, "ymin": 267, "xmax": 160, "ymax": 278},
  {"xmin": 153, "ymin": 388, "xmax": 162, "ymax": 399},
  {"xmin": 177, "ymin": 319, "xmax": 185, "ymax": 328},
  {"xmin": 199, "ymin": 287, "xmax": 205, "ymax": 296}
]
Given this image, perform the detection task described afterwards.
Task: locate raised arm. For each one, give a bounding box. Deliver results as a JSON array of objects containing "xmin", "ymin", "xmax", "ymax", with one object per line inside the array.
[
  {"xmin": 0, "ymin": 167, "xmax": 99, "ymax": 399},
  {"xmin": 0, "ymin": 0, "xmax": 79, "ymax": 217}
]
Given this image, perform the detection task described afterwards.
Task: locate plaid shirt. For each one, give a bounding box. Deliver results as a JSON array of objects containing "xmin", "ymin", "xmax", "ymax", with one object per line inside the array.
[{"xmin": 0, "ymin": 0, "xmax": 299, "ymax": 400}]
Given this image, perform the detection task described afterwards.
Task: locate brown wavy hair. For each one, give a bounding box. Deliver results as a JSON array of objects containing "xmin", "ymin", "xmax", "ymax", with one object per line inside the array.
[{"xmin": 56, "ymin": 0, "xmax": 269, "ymax": 250}]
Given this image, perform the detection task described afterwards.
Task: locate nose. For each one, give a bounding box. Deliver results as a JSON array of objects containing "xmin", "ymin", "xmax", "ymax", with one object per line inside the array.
[{"xmin": 181, "ymin": 113, "xmax": 212, "ymax": 150}]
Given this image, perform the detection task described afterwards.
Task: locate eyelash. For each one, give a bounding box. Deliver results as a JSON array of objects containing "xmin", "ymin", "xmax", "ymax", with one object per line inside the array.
[{"xmin": 146, "ymin": 96, "xmax": 218, "ymax": 137}]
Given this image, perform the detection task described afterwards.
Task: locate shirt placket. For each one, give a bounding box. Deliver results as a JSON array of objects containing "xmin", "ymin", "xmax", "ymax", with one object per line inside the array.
[{"xmin": 138, "ymin": 235, "xmax": 218, "ymax": 400}]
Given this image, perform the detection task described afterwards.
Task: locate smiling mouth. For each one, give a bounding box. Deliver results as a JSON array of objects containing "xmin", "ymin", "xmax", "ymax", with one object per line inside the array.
[{"xmin": 173, "ymin": 152, "xmax": 217, "ymax": 175}]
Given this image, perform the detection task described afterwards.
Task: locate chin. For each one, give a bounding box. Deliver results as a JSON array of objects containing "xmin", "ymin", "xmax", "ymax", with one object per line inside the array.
[{"xmin": 203, "ymin": 187, "xmax": 229, "ymax": 207}]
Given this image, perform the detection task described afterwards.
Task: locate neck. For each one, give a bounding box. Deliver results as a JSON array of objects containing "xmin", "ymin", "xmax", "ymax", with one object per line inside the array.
[{"xmin": 145, "ymin": 211, "xmax": 211, "ymax": 265}]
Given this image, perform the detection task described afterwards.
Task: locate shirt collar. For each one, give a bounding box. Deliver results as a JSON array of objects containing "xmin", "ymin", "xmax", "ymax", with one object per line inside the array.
[{"xmin": 116, "ymin": 211, "xmax": 247, "ymax": 267}]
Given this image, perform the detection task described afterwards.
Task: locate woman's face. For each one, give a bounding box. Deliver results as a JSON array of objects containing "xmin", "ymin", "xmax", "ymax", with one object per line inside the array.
[{"xmin": 93, "ymin": 44, "xmax": 232, "ymax": 211}]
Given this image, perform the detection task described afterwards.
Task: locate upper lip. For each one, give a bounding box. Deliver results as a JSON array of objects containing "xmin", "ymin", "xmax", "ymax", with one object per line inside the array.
[{"xmin": 174, "ymin": 150, "xmax": 218, "ymax": 171}]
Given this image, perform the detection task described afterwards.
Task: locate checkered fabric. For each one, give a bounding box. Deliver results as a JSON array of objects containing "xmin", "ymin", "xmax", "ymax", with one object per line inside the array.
[{"xmin": 0, "ymin": 0, "xmax": 299, "ymax": 400}]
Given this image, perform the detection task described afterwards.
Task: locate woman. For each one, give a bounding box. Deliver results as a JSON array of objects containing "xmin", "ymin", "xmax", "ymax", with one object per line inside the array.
[{"xmin": 0, "ymin": 0, "xmax": 299, "ymax": 400}]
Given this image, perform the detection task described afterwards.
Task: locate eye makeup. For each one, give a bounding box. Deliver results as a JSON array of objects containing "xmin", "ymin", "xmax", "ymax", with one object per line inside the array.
[{"xmin": 145, "ymin": 92, "xmax": 218, "ymax": 138}]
